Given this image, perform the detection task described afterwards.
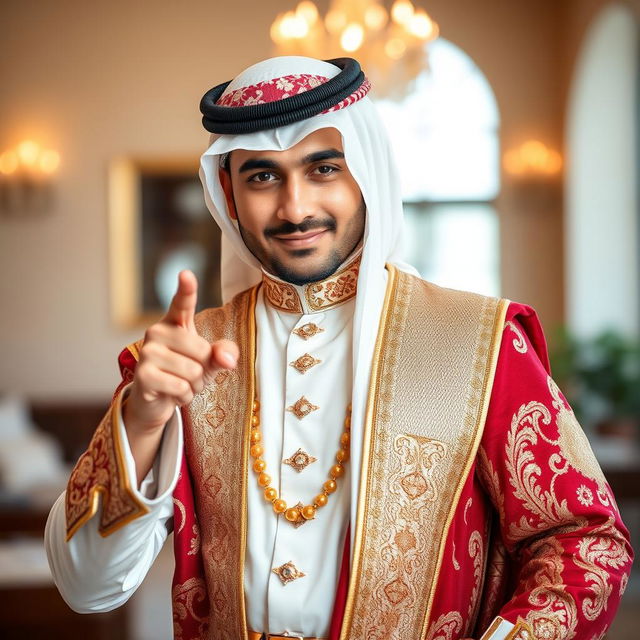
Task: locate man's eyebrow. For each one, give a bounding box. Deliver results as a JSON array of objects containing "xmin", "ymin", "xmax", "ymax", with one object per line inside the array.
[
  {"xmin": 237, "ymin": 148, "xmax": 345, "ymax": 174},
  {"xmin": 302, "ymin": 148, "xmax": 345, "ymax": 164},
  {"xmin": 238, "ymin": 158, "xmax": 280, "ymax": 173}
]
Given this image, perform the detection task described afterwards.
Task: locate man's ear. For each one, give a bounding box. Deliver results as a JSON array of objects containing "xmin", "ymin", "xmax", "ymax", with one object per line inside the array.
[{"xmin": 218, "ymin": 168, "xmax": 238, "ymax": 220}]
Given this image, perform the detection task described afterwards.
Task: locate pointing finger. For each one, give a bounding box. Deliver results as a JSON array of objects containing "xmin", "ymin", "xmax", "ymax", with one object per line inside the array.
[{"xmin": 164, "ymin": 270, "xmax": 198, "ymax": 332}]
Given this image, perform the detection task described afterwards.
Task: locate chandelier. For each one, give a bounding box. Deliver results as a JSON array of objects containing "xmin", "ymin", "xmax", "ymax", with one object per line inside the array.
[{"xmin": 270, "ymin": 0, "xmax": 439, "ymax": 99}]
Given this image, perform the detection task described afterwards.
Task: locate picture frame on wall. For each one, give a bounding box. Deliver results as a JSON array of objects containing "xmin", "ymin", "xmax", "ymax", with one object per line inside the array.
[{"xmin": 108, "ymin": 157, "xmax": 221, "ymax": 329}]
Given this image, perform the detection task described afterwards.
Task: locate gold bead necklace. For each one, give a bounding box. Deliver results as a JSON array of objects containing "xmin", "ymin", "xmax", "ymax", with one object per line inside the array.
[{"xmin": 249, "ymin": 399, "xmax": 351, "ymax": 526}]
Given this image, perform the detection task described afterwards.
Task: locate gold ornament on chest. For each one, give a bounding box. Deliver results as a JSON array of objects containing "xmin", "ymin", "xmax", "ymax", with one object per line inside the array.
[
  {"xmin": 249, "ymin": 399, "xmax": 351, "ymax": 527},
  {"xmin": 284, "ymin": 448, "xmax": 317, "ymax": 472},
  {"xmin": 286, "ymin": 396, "xmax": 319, "ymax": 419},
  {"xmin": 289, "ymin": 353, "xmax": 322, "ymax": 374},
  {"xmin": 272, "ymin": 560, "xmax": 306, "ymax": 585},
  {"xmin": 293, "ymin": 323, "xmax": 324, "ymax": 340}
]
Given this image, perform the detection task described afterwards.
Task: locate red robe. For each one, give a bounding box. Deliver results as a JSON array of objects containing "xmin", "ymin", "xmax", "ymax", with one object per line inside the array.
[{"xmin": 67, "ymin": 296, "xmax": 633, "ymax": 639}]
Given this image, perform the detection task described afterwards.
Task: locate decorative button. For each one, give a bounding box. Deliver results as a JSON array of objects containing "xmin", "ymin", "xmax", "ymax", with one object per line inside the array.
[
  {"xmin": 286, "ymin": 396, "xmax": 319, "ymax": 420},
  {"xmin": 289, "ymin": 353, "xmax": 322, "ymax": 374},
  {"xmin": 293, "ymin": 323, "xmax": 325, "ymax": 340},
  {"xmin": 284, "ymin": 448, "xmax": 317, "ymax": 472},
  {"xmin": 272, "ymin": 560, "xmax": 306, "ymax": 585}
]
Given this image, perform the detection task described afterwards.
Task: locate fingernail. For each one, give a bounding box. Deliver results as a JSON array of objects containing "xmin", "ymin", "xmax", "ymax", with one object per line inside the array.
[{"xmin": 222, "ymin": 351, "xmax": 237, "ymax": 367}]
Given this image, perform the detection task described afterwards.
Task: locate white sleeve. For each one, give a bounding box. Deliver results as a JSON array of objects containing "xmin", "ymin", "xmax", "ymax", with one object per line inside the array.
[{"xmin": 44, "ymin": 399, "xmax": 183, "ymax": 614}]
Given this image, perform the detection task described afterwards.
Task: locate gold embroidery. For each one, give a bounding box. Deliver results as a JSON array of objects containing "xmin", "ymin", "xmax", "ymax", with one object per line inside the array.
[
  {"xmin": 65, "ymin": 394, "xmax": 149, "ymax": 540},
  {"xmin": 286, "ymin": 396, "xmax": 319, "ymax": 419},
  {"xmin": 289, "ymin": 353, "xmax": 322, "ymax": 374},
  {"xmin": 464, "ymin": 497, "xmax": 473, "ymax": 524},
  {"xmin": 187, "ymin": 523, "xmax": 200, "ymax": 556},
  {"xmin": 305, "ymin": 258, "xmax": 360, "ymax": 311},
  {"xmin": 173, "ymin": 497, "xmax": 187, "ymax": 534},
  {"xmin": 293, "ymin": 322, "xmax": 324, "ymax": 340},
  {"xmin": 340, "ymin": 268, "xmax": 508, "ymax": 640},
  {"xmin": 505, "ymin": 399, "xmax": 581, "ymax": 540},
  {"xmin": 425, "ymin": 611, "xmax": 463, "ymax": 640},
  {"xmin": 467, "ymin": 530, "xmax": 484, "ymax": 627},
  {"xmin": 452, "ymin": 541, "xmax": 460, "ymax": 570},
  {"xmin": 523, "ymin": 538, "xmax": 578, "ymax": 640},
  {"xmin": 505, "ymin": 320, "xmax": 528, "ymax": 353},
  {"xmin": 272, "ymin": 561, "xmax": 306, "ymax": 585},
  {"xmin": 262, "ymin": 277, "xmax": 303, "ymax": 313},
  {"xmin": 262, "ymin": 254, "xmax": 361, "ymax": 313},
  {"xmin": 548, "ymin": 377, "xmax": 608, "ymax": 492},
  {"xmin": 574, "ymin": 518, "xmax": 630, "ymax": 621},
  {"xmin": 172, "ymin": 577, "xmax": 209, "ymax": 640},
  {"xmin": 181, "ymin": 288, "xmax": 257, "ymax": 639},
  {"xmin": 620, "ymin": 572, "xmax": 629, "ymax": 596},
  {"xmin": 283, "ymin": 448, "xmax": 317, "ymax": 472},
  {"xmin": 576, "ymin": 484, "xmax": 594, "ymax": 507}
]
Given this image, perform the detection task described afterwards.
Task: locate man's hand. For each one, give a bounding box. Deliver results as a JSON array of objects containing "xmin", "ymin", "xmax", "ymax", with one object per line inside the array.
[{"xmin": 123, "ymin": 270, "xmax": 239, "ymax": 484}]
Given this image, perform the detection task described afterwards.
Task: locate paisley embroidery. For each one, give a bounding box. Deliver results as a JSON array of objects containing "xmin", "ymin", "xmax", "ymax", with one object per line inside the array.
[
  {"xmin": 505, "ymin": 398, "xmax": 581, "ymax": 539},
  {"xmin": 172, "ymin": 577, "xmax": 209, "ymax": 640},
  {"xmin": 188, "ymin": 524, "xmax": 201, "ymax": 556},
  {"xmin": 522, "ymin": 537, "xmax": 578, "ymax": 640},
  {"xmin": 467, "ymin": 530, "xmax": 484, "ymax": 625},
  {"xmin": 425, "ymin": 611, "xmax": 463, "ymax": 640},
  {"xmin": 574, "ymin": 518, "xmax": 631, "ymax": 621},
  {"xmin": 452, "ymin": 541, "xmax": 460, "ymax": 571},
  {"xmin": 505, "ymin": 320, "xmax": 528, "ymax": 353},
  {"xmin": 547, "ymin": 378, "xmax": 608, "ymax": 492}
]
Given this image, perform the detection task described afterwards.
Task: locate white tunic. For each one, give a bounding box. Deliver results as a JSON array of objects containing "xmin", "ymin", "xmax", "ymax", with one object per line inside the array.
[{"xmin": 45, "ymin": 271, "xmax": 354, "ymax": 638}]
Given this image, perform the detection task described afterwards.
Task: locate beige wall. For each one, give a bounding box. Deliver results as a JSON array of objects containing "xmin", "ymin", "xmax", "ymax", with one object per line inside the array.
[{"xmin": 0, "ymin": 0, "xmax": 612, "ymax": 399}]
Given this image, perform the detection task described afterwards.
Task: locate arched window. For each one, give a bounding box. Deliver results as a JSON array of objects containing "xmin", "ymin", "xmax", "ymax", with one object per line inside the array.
[
  {"xmin": 567, "ymin": 3, "xmax": 639, "ymax": 337},
  {"xmin": 374, "ymin": 38, "xmax": 501, "ymax": 296}
]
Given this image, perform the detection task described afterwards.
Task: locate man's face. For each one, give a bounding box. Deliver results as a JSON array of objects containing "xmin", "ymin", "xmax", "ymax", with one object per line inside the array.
[{"xmin": 220, "ymin": 127, "xmax": 365, "ymax": 285}]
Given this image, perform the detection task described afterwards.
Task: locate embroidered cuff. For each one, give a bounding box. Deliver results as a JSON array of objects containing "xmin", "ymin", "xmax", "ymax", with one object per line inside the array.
[
  {"xmin": 480, "ymin": 617, "xmax": 533, "ymax": 640},
  {"xmin": 65, "ymin": 388, "xmax": 149, "ymax": 540}
]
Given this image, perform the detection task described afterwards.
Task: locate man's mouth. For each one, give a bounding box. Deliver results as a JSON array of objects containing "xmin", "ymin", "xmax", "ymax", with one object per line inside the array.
[{"xmin": 273, "ymin": 229, "xmax": 328, "ymax": 248}]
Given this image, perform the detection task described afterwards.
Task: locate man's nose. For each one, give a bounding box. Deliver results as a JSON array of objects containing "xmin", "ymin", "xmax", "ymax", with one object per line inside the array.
[{"xmin": 277, "ymin": 176, "xmax": 314, "ymax": 222}]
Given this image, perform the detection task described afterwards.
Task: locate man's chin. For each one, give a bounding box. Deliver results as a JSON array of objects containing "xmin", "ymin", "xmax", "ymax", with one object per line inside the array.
[{"xmin": 268, "ymin": 253, "xmax": 343, "ymax": 286}]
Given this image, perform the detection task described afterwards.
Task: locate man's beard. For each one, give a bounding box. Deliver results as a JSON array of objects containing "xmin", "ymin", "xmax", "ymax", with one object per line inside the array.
[{"xmin": 236, "ymin": 201, "xmax": 365, "ymax": 286}]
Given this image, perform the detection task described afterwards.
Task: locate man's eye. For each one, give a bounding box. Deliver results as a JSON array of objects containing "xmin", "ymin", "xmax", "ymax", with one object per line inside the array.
[
  {"xmin": 314, "ymin": 165, "xmax": 338, "ymax": 175},
  {"xmin": 249, "ymin": 171, "xmax": 276, "ymax": 183}
]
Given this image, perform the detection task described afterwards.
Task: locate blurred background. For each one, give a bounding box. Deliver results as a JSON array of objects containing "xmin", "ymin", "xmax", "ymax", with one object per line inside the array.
[{"xmin": 0, "ymin": 0, "xmax": 638, "ymax": 638}]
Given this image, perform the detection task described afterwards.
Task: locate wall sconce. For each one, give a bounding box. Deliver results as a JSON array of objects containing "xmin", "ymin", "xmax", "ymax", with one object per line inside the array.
[
  {"xmin": 503, "ymin": 140, "xmax": 563, "ymax": 210},
  {"xmin": 503, "ymin": 140, "xmax": 563, "ymax": 178},
  {"xmin": 0, "ymin": 140, "xmax": 61, "ymax": 215}
]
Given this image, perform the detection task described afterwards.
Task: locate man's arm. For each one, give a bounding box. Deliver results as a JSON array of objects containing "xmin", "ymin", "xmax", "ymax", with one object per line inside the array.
[
  {"xmin": 45, "ymin": 270, "xmax": 239, "ymax": 610},
  {"xmin": 476, "ymin": 303, "xmax": 633, "ymax": 639},
  {"xmin": 45, "ymin": 373, "xmax": 182, "ymax": 612}
]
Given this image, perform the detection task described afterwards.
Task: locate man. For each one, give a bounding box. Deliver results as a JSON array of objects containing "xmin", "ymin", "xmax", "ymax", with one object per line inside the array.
[{"xmin": 46, "ymin": 56, "xmax": 632, "ymax": 640}]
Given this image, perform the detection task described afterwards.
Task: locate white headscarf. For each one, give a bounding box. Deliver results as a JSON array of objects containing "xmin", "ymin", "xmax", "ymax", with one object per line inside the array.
[{"xmin": 199, "ymin": 56, "xmax": 418, "ymax": 547}]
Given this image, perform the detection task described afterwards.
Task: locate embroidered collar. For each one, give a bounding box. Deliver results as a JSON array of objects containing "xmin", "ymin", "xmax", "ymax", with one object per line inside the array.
[{"xmin": 261, "ymin": 254, "xmax": 361, "ymax": 314}]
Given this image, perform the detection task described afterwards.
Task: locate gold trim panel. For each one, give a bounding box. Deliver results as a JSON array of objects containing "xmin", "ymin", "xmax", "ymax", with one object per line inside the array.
[{"xmin": 340, "ymin": 268, "xmax": 508, "ymax": 639}]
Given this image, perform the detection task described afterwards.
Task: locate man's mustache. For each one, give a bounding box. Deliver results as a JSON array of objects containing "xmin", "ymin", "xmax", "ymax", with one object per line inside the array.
[{"xmin": 265, "ymin": 218, "xmax": 337, "ymax": 237}]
